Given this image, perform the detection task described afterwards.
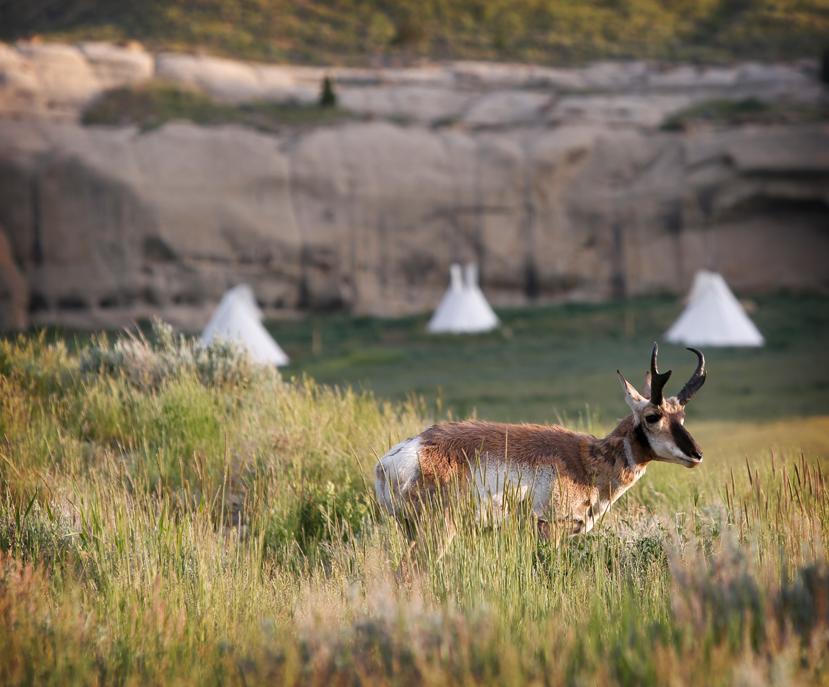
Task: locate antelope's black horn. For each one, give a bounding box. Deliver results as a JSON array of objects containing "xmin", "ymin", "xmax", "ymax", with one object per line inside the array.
[
  {"xmin": 677, "ymin": 347, "xmax": 706, "ymax": 406},
  {"xmin": 648, "ymin": 342, "xmax": 672, "ymax": 406}
]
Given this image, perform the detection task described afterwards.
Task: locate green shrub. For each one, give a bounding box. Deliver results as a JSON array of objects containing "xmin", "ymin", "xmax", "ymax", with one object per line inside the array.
[
  {"xmin": 79, "ymin": 319, "xmax": 260, "ymax": 391},
  {"xmin": 319, "ymin": 76, "xmax": 337, "ymax": 108}
]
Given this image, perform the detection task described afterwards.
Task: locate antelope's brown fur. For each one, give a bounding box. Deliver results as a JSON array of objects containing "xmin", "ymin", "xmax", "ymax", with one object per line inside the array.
[
  {"xmin": 374, "ymin": 345, "xmax": 706, "ymax": 537},
  {"xmin": 420, "ymin": 419, "xmax": 650, "ymax": 529},
  {"xmin": 418, "ymin": 419, "xmax": 648, "ymax": 487}
]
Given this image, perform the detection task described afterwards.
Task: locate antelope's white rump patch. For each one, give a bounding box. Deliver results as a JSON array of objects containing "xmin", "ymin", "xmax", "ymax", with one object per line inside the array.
[{"xmin": 375, "ymin": 436, "xmax": 422, "ymax": 515}]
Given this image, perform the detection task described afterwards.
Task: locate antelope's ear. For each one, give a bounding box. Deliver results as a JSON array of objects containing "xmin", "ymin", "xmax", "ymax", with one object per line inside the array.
[{"xmin": 617, "ymin": 370, "xmax": 647, "ymax": 412}]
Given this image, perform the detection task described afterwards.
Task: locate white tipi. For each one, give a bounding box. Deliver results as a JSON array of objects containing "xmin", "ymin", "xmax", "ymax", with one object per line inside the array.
[
  {"xmin": 684, "ymin": 269, "xmax": 717, "ymax": 305},
  {"xmin": 201, "ymin": 285, "xmax": 290, "ymax": 366},
  {"xmin": 463, "ymin": 263, "xmax": 499, "ymax": 331},
  {"xmin": 228, "ymin": 283, "xmax": 263, "ymax": 318},
  {"xmin": 427, "ymin": 264, "xmax": 465, "ymax": 333},
  {"xmin": 665, "ymin": 271, "xmax": 764, "ymax": 347},
  {"xmin": 427, "ymin": 263, "xmax": 498, "ymax": 334}
]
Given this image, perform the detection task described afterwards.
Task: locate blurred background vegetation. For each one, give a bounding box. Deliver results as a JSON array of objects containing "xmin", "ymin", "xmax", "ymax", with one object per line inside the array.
[{"xmin": 2, "ymin": 0, "xmax": 828, "ymax": 64}]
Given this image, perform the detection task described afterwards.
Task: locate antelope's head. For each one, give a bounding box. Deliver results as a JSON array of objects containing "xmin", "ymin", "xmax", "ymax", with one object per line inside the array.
[{"xmin": 618, "ymin": 344, "xmax": 707, "ymax": 468}]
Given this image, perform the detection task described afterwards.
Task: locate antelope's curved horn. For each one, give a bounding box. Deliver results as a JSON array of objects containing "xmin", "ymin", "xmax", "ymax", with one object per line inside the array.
[
  {"xmin": 648, "ymin": 342, "xmax": 672, "ymax": 406},
  {"xmin": 677, "ymin": 347, "xmax": 706, "ymax": 406}
]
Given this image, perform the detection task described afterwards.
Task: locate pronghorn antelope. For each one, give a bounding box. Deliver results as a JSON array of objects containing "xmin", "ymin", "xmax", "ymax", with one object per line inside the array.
[{"xmin": 375, "ymin": 344, "xmax": 706, "ymax": 536}]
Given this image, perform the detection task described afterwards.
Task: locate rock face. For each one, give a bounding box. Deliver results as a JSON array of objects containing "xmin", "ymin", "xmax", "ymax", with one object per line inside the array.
[
  {"xmin": 0, "ymin": 42, "xmax": 827, "ymax": 330},
  {"xmin": 0, "ymin": 42, "xmax": 153, "ymax": 118},
  {"xmin": 1, "ymin": 40, "xmax": 822, "ymax": 124}
]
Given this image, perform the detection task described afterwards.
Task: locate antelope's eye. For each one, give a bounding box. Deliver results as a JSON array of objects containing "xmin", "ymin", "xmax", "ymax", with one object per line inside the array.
[{"xmin": 645, "ymin": 414, "xmax": 661, "ymax": 424}]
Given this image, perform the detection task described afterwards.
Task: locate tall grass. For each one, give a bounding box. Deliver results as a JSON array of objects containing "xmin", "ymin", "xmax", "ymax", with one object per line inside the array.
[{"xmin": 0, "ymin": 323, "xmax": 826, "ymax": 685}]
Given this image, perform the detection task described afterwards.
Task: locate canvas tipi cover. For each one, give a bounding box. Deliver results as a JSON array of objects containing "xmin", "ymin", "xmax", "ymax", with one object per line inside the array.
[
  {"xmin": 201, "ymin": 285, "xmax": 290, "ymax": 366},
  {"xmin": 685, "ymin": 269, "xmax": 717, "ymax": 304},
  {"xmin": 665, "ymin": 271, "xmax": 764, "ymax": 347},
  {"xmin": 228, "ymin": 283, "xmax": 263, "ymax": 318},
  {"xmin": 427, "ymin": 263, "xmax": 498, "ymax": 334}
]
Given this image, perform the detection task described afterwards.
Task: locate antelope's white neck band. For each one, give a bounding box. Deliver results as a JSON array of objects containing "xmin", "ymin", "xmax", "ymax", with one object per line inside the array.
[{"xmin": 623, "ymin": 438, "xmax": 637, "ymax": 470}]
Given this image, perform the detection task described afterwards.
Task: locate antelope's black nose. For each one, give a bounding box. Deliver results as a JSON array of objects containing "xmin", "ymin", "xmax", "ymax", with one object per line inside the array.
[{"xmin": 671, "ymin": 421, "xmax": 703, "ymax": 463}]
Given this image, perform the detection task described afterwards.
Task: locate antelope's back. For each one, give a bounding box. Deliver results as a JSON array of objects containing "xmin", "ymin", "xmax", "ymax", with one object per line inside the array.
[{"xmin": 374, "ymin": 421, "xmax": 584, "ymax": 516}]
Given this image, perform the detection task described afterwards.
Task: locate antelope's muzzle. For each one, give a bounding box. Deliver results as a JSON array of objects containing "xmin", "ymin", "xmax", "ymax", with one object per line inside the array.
[{"xmin": 670, "ymin": 421, "xmax": 703, "ymax": 465}]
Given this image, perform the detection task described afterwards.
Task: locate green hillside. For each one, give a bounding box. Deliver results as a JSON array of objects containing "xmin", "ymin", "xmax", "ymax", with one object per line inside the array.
[{"xmin": 2, "ymin": 0, "xmax": 828, "ymax": 65}]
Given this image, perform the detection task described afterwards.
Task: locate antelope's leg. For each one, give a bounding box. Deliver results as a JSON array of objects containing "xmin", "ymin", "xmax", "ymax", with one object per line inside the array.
[
  {"xmin": 434, "ymin": 508, "xmax": 457, "ymax": 563},
  {"xmin": 536, "ymin": 517, "xmax": 551, "ymax": 540},
  {"xmin": 395, "ymin": 537, "xmax": 418, "ymax": 583},
  {"xmin": 535, "ymin": 515, "xmax": 586, "ymax": 540},
  {"xmin": 395, "ymin": 505, "xmax": 457, "ymax": 582}
]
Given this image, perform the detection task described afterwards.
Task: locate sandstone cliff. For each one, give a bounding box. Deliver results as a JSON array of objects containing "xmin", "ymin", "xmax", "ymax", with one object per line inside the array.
[{"xmin": 0, "ymin": 42, "xmax": 827, "ymax": 330}]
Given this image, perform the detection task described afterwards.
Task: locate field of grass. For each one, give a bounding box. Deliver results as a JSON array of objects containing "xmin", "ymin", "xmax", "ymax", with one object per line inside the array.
[
  {"xmin": 2, "ymin": 294, "xmax": 828, "ymax": 684},
  {"xmin": 3, "ymin": 0, "xmax": 829, "ymax": 65},
  {"xmin": 272, "ymin": 293, "xmax": 829, "ymax": 424}
]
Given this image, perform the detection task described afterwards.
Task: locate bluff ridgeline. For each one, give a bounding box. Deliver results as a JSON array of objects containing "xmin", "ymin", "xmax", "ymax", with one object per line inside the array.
[{"xmin": 0, "ymin": 41, "xmax": 827, "ymax": 330}]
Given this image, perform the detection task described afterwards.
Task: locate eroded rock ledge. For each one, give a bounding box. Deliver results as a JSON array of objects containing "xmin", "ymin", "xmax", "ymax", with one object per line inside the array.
[{"xmin": 0, "ymin": 42, "xmax": 826, "ymax": 330}]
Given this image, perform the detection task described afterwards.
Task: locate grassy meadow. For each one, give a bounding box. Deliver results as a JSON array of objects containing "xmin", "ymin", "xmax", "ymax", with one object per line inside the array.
[
  {"xmin": 276, "ymin": 293, "xmax": 829, "ymax": 423},
  {"xmin": 2, "ymin": 294, "xmax": 828, "ymax": 685}
]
